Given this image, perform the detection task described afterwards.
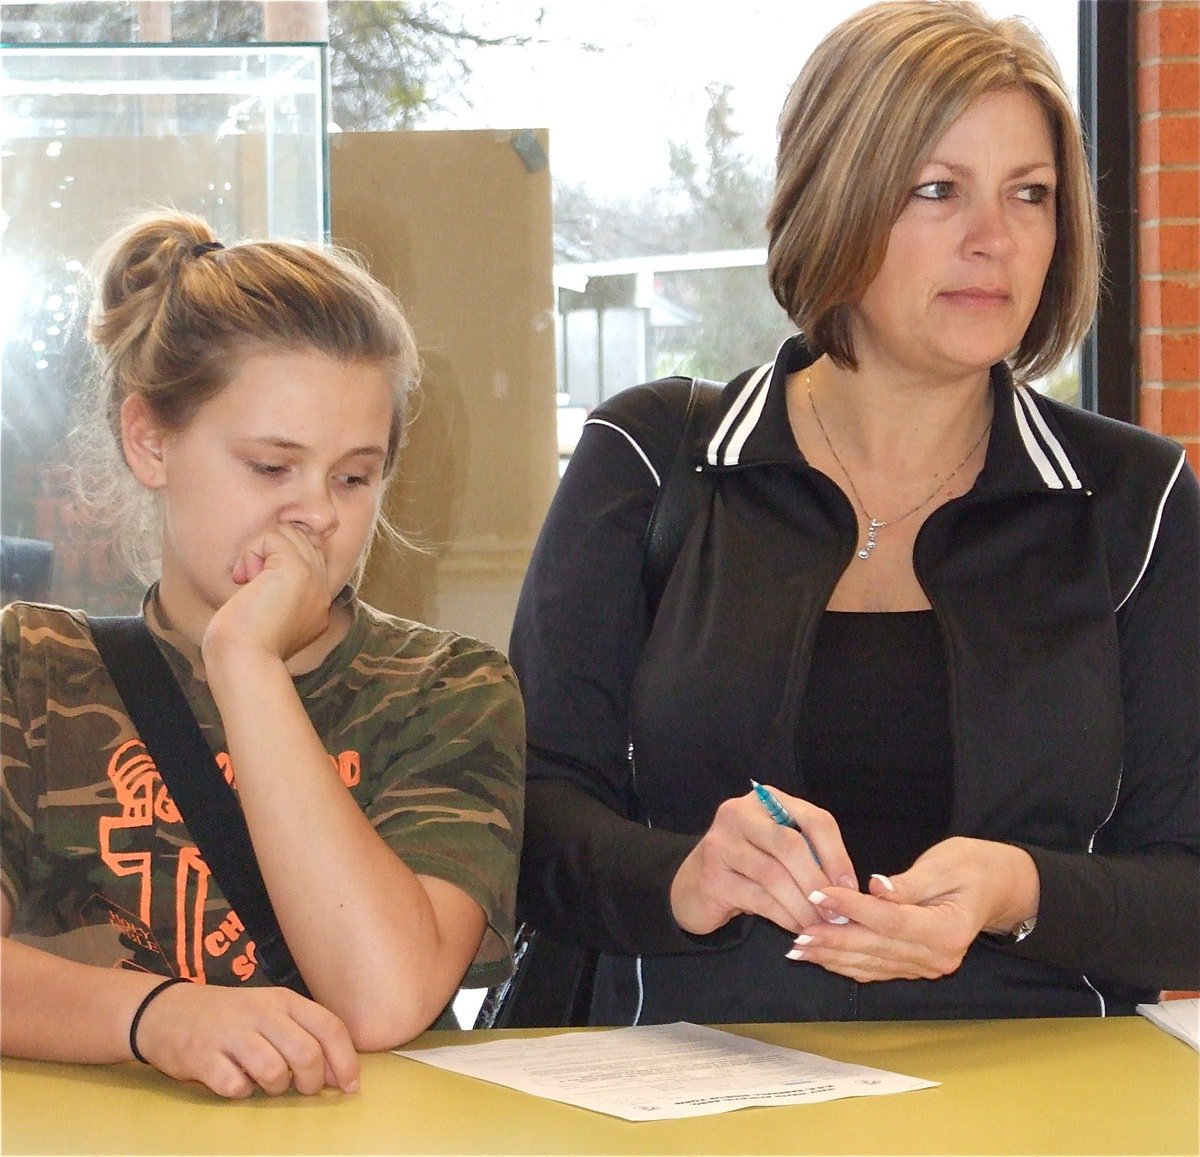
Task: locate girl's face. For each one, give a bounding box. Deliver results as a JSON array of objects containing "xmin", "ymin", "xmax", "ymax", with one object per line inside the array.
[
  {"xmin": 125, "ymin": 346, "xmax": 395, "ymax": 638},
  {"xmin": 851, "ymin": 86, "xmax": 1059, "ymax": 385}
]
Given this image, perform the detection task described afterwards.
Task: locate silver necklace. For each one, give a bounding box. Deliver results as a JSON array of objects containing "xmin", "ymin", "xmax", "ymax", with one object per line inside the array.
[{"xmin": 806, "ymin": 373, "xmax": 992, "ymax": 560}]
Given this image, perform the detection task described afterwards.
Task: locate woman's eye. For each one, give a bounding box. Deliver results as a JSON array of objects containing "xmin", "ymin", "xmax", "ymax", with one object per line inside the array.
[
  {"xmin": 913, "ymin": 180, "xmax": 954, "ymax": 200},
  {"xmin": 1016, "ymin": 183, "xmax": 1054, "ymax": 204}
]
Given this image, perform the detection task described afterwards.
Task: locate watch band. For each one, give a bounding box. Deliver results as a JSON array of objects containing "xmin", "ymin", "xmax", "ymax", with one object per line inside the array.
[{"xmin": 982, "ymin": 916, "xmax": 1037, "ymax": 945}]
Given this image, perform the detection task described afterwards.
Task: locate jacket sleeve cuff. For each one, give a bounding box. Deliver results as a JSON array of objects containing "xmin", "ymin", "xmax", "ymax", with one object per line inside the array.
[
  {"xmin": 520, "ymin": 777, "xmax": 753, "ymax": 956},
  {"xmin": 601, "ymin": 828, "xmax": 753, "ymax": 954},
  {"xmin": 1007, "ymin": 844, "xmax": 1117, "ymax": 966},
  {"xmin": 1008, "ymin": 842, "xmax": 1200, "ymax": 990}
]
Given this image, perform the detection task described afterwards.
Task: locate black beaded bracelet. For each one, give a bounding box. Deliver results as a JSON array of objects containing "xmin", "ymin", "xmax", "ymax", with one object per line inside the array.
[{"xmin": 129, "ymin": 976, "xmax": 190, "ymax": 1064}]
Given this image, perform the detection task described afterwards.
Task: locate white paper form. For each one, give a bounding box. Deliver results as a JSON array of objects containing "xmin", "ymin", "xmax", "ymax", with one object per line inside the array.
[
  {"xmin": 1137, "ymin": 998, "xmax": 1200, "ymax": 1051},
  {"xmin": 395, "ymin": 1022, "xmax": 938, "ymax": 1121}
]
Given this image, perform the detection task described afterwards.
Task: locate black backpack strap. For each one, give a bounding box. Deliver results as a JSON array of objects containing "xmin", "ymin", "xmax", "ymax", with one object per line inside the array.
[
  {"xmin": 642, "ymin": 376, "xmax": 723, "ymax": 620},
  {"xmin": 476, "ymin": 375, "xmax": 726, "ymax": 1031},
  {"xmin": 89, "ymin": 615, "xmax": 310, "ymax": 996},
  {"xmin": 473, "ymin": 920, "xmax": 597, "ymax": 1029}
]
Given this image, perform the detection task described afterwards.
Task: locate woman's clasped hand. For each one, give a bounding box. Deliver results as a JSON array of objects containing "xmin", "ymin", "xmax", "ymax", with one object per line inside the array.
[{"xmin": 673, "ymin": 787, "xmax": 1040, "ymax": 984}]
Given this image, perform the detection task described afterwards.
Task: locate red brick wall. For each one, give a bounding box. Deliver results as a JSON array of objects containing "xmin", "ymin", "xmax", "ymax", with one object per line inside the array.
[
  {"xmin": 1138, "ymin": 1, "xmax": 1200, "ymax": 474},
  {"xmin": 1141, "ymin": 3, "xmax": 1200, "ymax": 1006}
]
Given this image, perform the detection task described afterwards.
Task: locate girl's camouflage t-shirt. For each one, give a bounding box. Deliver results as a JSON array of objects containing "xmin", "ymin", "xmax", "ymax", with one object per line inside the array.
[{"xmin": 1, "ymin": 591, "xmax": 524, "ymax": 992}]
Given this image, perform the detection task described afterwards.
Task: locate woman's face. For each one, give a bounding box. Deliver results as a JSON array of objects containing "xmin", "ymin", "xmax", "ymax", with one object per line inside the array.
[
  {"xmin": 851, "ymin": 86, "xmax": 1058, "ymax": 384},
  {"xmin": 131, "ymin": 347, "xmax": 395, "ymax": 636}
]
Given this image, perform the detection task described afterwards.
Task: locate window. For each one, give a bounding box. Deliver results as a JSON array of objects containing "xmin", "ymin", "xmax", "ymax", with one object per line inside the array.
[
  {"xmin": 0, "ymin": 42, "xmax": 326, "ymax": 611},
  {"xmin": 418, "ymin": 1, "xmax": 1083, "ymax": 465}
]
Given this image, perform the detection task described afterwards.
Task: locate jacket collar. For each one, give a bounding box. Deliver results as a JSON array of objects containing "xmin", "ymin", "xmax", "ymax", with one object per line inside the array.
[{"xmin": 700, "ymin": 333, "xmax": 1090, "ymax": 496}]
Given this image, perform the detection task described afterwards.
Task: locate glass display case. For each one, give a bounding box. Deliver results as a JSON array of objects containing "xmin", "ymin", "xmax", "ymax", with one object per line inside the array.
[{"xmin": 0, "ymin": 43, "xmax": 327, "ymax": 611}]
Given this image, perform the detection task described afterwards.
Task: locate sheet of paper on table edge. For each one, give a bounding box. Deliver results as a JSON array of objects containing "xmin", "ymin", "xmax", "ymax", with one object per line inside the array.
[
  {"xmin": 1137, "ymin": 998, "xmax": 1199, "ymax": 1051},
  {"xmin": 394, "ymin": 1021, "xmax": 940, "ymax": 1122}
]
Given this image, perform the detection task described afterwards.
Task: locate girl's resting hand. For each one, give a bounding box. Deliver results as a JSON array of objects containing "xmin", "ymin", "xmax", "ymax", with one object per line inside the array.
[
  {"xmin": 206, "ymin": 523, "xmax": 334, "ymax": 663},
  {"xmin": 134, "ymin": 980, "xmax": 360, "ymax": 1099}
]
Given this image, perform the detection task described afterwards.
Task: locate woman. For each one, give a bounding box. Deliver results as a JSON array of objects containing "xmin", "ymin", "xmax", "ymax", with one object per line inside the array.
[
  {"xmin": 1, "ymin": 211, "xmax": 524, "ymax": 1095},
  {"xmin": 511, "ymin": 0, "xmax": 1199, "ymax": 1025}
]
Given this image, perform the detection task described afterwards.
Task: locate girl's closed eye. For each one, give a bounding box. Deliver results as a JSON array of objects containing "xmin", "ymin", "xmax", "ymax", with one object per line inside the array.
[
  {"xmin": 335, "ymin": 456, "xmax": 386, "ymax": 489},
  {"xmin": 247, "ymin": 460, "xmax": 290, "ymax": 478}
]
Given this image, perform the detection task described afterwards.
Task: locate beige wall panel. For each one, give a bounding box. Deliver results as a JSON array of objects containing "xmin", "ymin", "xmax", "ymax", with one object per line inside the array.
[{"xmin": 330, "ymin": 129, "xmax": 558, "ymax": 652}]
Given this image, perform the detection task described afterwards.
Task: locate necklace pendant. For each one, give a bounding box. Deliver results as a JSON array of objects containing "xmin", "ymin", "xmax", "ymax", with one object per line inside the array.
[{"xmin": 858, "ymin": 517, "xmax": 884, "ymax": 560}]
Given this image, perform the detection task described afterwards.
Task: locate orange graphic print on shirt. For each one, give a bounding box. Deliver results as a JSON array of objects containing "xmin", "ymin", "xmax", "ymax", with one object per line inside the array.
[{"xmin": 98, "ymin": 738, "xmax": 360, "ymax": 984}]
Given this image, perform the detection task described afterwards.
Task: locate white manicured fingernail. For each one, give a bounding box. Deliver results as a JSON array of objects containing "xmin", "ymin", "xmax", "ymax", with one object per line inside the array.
[
  {"xmin": 809, "ymin": 889, "xmax": 849, "ymax": 924},
  {"xmin": 793, "ymin": 934, "xmax": 814, "ymax": 946},
  {"xmin": 871, "ymin": 873, "xmax": 895, "ymax": 891},
  {"xmin": 785, "ymin": 947, "xmax": 805, "ymax": 961}
]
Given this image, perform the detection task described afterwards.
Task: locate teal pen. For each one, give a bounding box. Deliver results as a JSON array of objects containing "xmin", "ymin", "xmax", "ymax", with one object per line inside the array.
[{"xmin": 750, "ymin": 779, "xmax": 822, "ymax": 868}]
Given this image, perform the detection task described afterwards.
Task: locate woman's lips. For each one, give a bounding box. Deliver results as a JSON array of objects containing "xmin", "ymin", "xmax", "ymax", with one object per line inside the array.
[{"xmin": 940, "ymin": 287, "xmax": 1011, "ymax": 305}]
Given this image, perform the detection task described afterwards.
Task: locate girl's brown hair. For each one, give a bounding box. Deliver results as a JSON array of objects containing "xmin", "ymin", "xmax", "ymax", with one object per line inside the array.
[{"xmin": 75, "ymin": 210, "xmax": 420, "ymax": 581}]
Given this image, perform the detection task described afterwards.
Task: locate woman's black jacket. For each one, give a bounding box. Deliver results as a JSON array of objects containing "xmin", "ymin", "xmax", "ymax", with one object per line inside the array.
[{"xmin": 512, "ymin": 335, "xmax": 1200, "ymax": 1025}]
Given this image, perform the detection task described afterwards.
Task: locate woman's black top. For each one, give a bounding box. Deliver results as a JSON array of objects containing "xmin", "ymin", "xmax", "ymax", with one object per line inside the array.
[{"xmin": 797, "ymin": 610, "xmax": 952, "ymax": 880}]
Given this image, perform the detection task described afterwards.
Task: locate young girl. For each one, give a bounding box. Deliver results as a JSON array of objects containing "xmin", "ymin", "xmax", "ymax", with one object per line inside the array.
[{"xmin": 1, "ymin": 211, "xmax": 524, "ymax": 1098}]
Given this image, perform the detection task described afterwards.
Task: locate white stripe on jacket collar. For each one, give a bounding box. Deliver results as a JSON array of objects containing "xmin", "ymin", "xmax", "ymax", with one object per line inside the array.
[
  {"xmin": 1013, "ymin": 386, "xmax": 1083, "ymax": 490},
  {"xmin": 704, "ymin": 349, "xmax": 1085, "ymax": 495},
  {"xmin": 704, "ymin": 362, "xmax": 772, "ymax": 466}
]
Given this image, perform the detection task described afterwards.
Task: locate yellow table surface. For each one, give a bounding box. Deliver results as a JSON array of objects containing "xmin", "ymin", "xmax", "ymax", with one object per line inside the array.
[{"xmin": 2, "ymin": 1017, "xmax": 1197, "ymax": 1156}]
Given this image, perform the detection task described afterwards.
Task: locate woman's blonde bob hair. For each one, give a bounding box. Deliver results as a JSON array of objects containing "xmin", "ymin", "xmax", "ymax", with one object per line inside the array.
[
  {"xmin": 766, "ymin": 0, "xmax": 1099, "ymax": 382},
  {"xmin": 76, "ymin": 209, "xmax": 420, "ymax": 584}
]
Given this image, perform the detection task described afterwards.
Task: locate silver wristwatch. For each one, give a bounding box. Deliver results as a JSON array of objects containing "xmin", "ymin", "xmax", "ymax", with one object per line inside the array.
[{"xmin": 983, "ymin": 916, "xmax": 1037, "ymax": 944}]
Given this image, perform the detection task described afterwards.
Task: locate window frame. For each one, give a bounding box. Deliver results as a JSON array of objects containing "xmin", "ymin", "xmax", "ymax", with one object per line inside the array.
[{"xmin": 1077, "ymin": 0, "xmax": 1138, "ymax": 422}]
